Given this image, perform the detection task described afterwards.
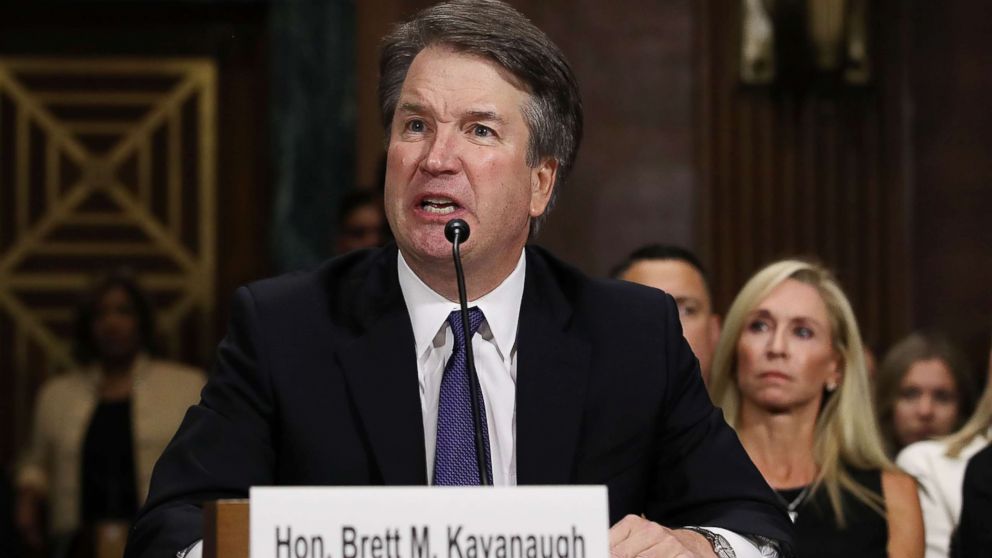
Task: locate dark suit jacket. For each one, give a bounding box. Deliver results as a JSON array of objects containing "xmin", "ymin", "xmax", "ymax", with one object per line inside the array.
[
  {"xmin": 125, "ymin": 244, "xmax": 792, "ymax": 557},
  {"xmin": 953, "ymin": 442, "xmax": 992, "ymax": 557}
]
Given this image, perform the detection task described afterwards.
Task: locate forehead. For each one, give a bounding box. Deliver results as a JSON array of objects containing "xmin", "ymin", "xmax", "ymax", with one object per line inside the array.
[
  {"xmin": 755, "ymin": 278, "xmax": 829, "ymax": 322},
  {"xmin": 622, "ymin": 259, "xmax": 709, "ymax": 299},
  {"xmin": 903, "ymin": 358, "xmax": 955, "ymax": 386},
  {"xmin": 399, "ymin": 45, "xmax": 530, "ymax": 117}
]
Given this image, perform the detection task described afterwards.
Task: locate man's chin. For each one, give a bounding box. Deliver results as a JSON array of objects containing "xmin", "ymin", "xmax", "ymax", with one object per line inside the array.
[{"xmin": 398, "ymin": 234, "xmax": 460, "ymax": 266}]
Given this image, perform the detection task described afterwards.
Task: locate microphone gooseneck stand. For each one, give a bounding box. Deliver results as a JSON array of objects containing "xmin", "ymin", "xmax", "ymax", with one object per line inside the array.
[{"xmin": 444, "ymin": 219, "xmax": 491, "ymax": 486}]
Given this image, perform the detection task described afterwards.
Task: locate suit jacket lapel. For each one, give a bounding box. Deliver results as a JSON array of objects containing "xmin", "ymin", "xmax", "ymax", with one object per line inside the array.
[
  {"xmin": 516, "ymin": 248, "xmax": 591, "ymax": 485},
  {"xmin": 336, "ymin": 246, "xmax": 427, "ymax": 485}
]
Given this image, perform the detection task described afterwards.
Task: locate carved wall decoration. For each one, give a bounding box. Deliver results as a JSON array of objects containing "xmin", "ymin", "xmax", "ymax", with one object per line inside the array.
[{"xmin": 0, "ymin": 57, "xmax": 216, "ymax": 454}]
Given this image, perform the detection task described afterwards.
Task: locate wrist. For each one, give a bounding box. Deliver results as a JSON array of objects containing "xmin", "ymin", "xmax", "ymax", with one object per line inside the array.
[{"xmin": 676, "ymin": 527, "xmax": 735, "ymax": 558}]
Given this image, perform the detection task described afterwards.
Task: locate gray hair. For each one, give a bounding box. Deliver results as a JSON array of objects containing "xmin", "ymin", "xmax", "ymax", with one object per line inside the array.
[{"xmin": 378, "ymin": 0, "xmax": 583, "ymax": 234}]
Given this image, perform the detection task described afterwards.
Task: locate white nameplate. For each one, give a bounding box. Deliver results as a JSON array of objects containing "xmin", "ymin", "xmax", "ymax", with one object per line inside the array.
[{"xmin": 250, "ymin": 486, "xmax": 608, "ymax": 558}]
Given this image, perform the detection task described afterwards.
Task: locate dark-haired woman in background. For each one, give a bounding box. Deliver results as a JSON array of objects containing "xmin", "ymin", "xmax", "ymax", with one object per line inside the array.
[
  {"xmin": 876, "ymin": 333, "xmax": 976, "ymax": 457},
  {"xmin": 897, "ymin": 335, "xmax": 991, "ymax": 558},
  {"xmin": 15, "ymin": 271, "xmax": 204, "ymax": 557}
]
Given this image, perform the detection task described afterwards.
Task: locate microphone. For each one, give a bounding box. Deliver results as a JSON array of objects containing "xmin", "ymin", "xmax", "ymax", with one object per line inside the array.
[
  {"xmin": 444, "ymin": 219, "xmax": 491, "ymax": 486},
  {"xmin": 444, "ymin": 219, "xmax": 470, "ymax": 245}
]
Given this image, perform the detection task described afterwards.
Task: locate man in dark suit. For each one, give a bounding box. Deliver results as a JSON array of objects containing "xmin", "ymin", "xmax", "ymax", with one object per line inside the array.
[
  {"xmin": 954, "ymin": 441, "xmax": 992, "ymax": 556},
  {"xmin": 125, "ymin": 1, "xmax": 792, "ymax": 557}
]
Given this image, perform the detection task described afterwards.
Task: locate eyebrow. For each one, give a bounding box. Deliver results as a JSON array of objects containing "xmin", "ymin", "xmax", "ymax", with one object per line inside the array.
[
  {"xmin": 396, "ymin": 103, "xmax": 506, "ymax": 124},
  {"xmin": 749, "ymin": 308, "xmax": 825, "ymax": 329},
  {"xmin": 464, "ymin": 110, "xmax": 506, "ymax": 124},
  {"xmin": 397, "ymin": 102, "xmax": 426, "ymax": 114}
]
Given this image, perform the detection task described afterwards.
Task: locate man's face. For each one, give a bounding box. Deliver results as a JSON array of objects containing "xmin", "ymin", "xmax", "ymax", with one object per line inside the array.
[
  {"xmin": 384, "ymin": 46, "xmax": 556, "ymax": 279},
  {"xmin": 621, "ymin": 259, "xmax": 721, "ymax": 384},
  {"xmin": 337, "ymin": 204, "xmax": 386, "ymax": 254}
]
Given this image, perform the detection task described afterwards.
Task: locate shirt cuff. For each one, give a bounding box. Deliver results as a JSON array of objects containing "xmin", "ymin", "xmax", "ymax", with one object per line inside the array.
[{"xmin": 180, "ymin": 540, "xmax": 203, "ymax": 558}]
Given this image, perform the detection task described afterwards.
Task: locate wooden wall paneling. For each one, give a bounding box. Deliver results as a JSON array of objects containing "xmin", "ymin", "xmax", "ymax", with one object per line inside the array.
[
  {"xmin": 0, "ymin": 3, "xmax": 271, "ymax": 469},
  {"xmin": 697, "ymin": 0, "xmax": 912, "ymax": 350},
  {"xmin": 907, "ymin": 0, "xmax": 992, "ymax": 371},
  {"xmin": 356, "ymin": 0, "xmax": 405, "ymax": 190}
]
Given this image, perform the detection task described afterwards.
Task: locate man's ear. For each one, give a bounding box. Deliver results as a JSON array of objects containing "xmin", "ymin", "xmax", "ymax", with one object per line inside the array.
[{"xmin": 530, "ymin": 157, "xmax": 558, "ymax": 218}]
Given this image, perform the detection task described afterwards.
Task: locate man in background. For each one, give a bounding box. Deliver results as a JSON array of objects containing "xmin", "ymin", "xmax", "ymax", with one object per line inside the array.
[
  {"xmin": 613, "ymin": 245, "xmax": 721, "ymax": 385},
  {"xmin": 333, "ymin": 189, "xmax": 390, "ymax": 255}
]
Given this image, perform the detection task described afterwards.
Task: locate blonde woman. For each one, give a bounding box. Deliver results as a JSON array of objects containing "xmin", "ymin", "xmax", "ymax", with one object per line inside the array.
[
  {"xmin": 896, "ymin": 338, "xmax": 992, "ymax": 558},
  {"xmin": 709, "ymin": 260, "xmax": 923, "ymax": 558}
]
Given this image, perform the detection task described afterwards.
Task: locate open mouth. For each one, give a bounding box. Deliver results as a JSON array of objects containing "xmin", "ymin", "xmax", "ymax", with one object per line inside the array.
[{"xmin": 420, "ymin": 197, "xmax": 460, "ymax": 215}]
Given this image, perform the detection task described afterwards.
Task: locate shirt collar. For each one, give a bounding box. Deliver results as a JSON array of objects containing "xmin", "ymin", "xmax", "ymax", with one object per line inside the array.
[{"xmin": 397, "ymin": 248, "xmax": 526, "ymax": 362}]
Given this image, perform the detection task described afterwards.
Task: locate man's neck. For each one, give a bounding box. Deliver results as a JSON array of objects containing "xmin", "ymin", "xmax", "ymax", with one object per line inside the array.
[{"xmin": 401, "ymin": 248, "xmax": 524, "ymax": 302}]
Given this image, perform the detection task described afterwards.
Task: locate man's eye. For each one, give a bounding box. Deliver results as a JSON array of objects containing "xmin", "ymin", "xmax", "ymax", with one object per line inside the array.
[
  {"xmin": 406, "ymin": 120, "xmax": 426, "ymax": 133},
  {"xmin": 679, "ymin": 305, "xmax": 699, "ymax": 317},
  {"xmin": 472, "ymin": 124, "xmax": 494, "ymax": 137}
]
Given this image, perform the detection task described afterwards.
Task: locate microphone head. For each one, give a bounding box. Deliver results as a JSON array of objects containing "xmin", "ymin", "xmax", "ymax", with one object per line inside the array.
[{"xmin": 444, "ymin": 219, "xmax": 470, "ymax": 244}]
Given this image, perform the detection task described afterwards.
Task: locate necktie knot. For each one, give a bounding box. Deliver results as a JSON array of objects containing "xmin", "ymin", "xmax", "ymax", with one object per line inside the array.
[{"xmin": 447, "ymin": 307, "xmax": 485, "ymax": 347}]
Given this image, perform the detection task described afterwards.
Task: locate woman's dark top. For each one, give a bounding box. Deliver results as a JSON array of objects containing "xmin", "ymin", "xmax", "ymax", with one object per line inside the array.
[
  {"xmin": 80, "ymin": 399, "xmax": 139, "ymax": 522},
  {"xmin": 0, "ymin": 472, "xmax": 21, "ymax": 558},
  {"xmin": 777, "ymin": 468, "xmax": 888, "ymax": 558}
]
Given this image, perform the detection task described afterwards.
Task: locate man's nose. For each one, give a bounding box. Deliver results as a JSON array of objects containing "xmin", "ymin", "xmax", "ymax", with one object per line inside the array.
[{"xmin": 420, "ymin": 127, "xmax": 461, "ymax": 175}]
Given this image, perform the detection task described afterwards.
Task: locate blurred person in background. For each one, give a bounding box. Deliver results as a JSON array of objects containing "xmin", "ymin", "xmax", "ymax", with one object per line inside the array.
[
  {"xmin": 898, "ymin": 332, "xmax": 991, "ymax": 558},
  {"xmin": 708, "ymin": 259, "xmax": 923, "ymax": 558},
  {"xmin": 15, "ymin": 271, "xmax": 204, "ymax": 558},
  {"xmin": 612, "ymin": 244, "xmax": 721, "ymax": 386},
  {"xmin": 876, "ymin": 333, "xmax": 976, "ymax": 456},
  {"xmin": 334, "ymin": 189, "xmax": 390, "ymax": 255}
]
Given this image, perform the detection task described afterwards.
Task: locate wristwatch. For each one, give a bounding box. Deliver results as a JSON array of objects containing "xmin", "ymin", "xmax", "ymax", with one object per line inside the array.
[{"xmin": 681, "ymin": 526, "xmax": 736, "ymax": 558}]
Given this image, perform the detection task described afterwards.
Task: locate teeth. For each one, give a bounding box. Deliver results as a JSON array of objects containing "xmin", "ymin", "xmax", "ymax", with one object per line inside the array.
[
  {"xmin": 423, "ymin": 204, "xmax": 457, "ymax": 214},
  {"xmin": 420, "ymin": 197, "xmax": 458, "ymax": 214}
]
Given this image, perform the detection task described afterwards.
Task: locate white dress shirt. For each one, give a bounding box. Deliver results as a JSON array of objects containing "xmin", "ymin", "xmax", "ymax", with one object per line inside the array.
[
  {"xmin": 897, "ymin": 431, "xmax": 992, "ymax": 558},
  {"xmin": 397, "ymin": 248, "xmax": 524, "ymax": 485},
  {"xmin": 186, "ymin": 248, "xmax": 775, "ymax": 558}
]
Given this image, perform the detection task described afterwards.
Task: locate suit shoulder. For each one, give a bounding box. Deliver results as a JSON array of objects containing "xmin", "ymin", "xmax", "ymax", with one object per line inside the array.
[
  {"xmin": 230, "ymin": 246, "xmax": 398, "ymax": 336},
  {"xmin": 243, "ymin": 247, "xmax": 392, "ymax": 306},
  {"xmin": 527, "ymin": 245, "xmax": 676, "ymax": 321}
]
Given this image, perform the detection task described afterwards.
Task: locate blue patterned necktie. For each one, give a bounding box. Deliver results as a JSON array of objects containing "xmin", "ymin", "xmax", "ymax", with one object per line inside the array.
[{"xmin": 433, "ymin": 307, "xmax": 493, "ymax": 485}]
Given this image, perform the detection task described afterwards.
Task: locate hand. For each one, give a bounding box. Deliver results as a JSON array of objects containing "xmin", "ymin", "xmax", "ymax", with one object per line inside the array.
[
  {"xmin": 15, "ymin": 487, "xmax": 45, "ymax": 550},
  {"xmin": 609, "ymin": 515, "xmax": 716, "ymax": 558}
]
